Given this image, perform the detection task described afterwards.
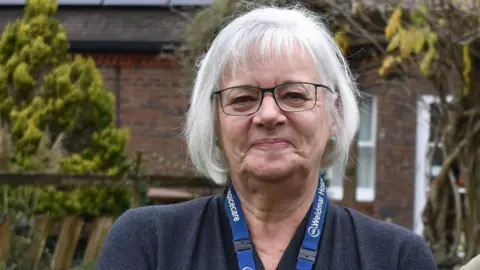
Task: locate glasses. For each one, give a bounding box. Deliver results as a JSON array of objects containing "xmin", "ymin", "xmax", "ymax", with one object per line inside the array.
[{"xmin": 212, "ymin": 82, "xmax": 335, "ymax": 116}]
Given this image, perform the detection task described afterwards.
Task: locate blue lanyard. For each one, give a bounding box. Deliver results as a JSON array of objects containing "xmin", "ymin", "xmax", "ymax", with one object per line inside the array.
[{"xmin": 224, "ymin": 178, "xmax": 328, "ymax": 270}]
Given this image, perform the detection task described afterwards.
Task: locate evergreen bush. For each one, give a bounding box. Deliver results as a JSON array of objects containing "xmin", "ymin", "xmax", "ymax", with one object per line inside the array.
[{"xmin": 0, "ymin": 0, "xmax": 133, "ymax": 218}]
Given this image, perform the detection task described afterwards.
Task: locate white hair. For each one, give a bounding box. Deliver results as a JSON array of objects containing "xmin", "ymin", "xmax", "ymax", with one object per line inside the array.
[{"xmin": 184, "ymin": 4, "xmax": 360, "ymax": 185}]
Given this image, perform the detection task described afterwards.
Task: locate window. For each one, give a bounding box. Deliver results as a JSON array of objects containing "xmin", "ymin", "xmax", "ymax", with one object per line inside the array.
[
  {"xmin": 427, "ymin": 102, "xmax": 443, "ymax": 182},
  {"xmin": 356, "ymin": 96, "xmax": 377, "ymax": 201},
  {"xmin": 326, "ymin": 95, "xmax": 377, "ymax": 202}
]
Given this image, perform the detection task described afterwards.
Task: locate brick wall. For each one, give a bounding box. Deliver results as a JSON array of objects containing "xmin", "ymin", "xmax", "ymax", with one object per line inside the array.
[
  {"xmin": 90, "ymin": 53, "xmax": 195, "ymax": 177},
  {"xmin": 373, "ymin": 89, "xmax": 417, "ymax": 228}
]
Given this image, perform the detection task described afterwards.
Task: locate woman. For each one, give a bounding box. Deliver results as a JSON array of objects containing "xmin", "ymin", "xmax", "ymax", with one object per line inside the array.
[{"xmin": 97, "ymin": 5, "xmax": 437, "ymax": 270}]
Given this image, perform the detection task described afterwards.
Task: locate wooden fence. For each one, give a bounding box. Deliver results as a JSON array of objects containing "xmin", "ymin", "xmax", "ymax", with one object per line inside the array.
[
  {"xmin": 0, "ymin": 172, "xmax": 216, "ymax": 207},
  {"xmin": 0, "ymin": 215, "xmax": 113, "ymax": 270},
  {"xmin": 0, "ymin": 172, "xmax": 216, "ymax": 270}
]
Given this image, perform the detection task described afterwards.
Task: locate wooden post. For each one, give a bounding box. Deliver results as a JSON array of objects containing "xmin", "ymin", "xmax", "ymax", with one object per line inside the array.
[
  {"xmin": 26, "ymin": 215, "xmax": 52, "ymax": 270},
  {"xmin": 131, "ymin": 179, "xmax": 141, "ymax": 208},
  {"xmin": 131, "ymin": 151, "xmax": 145, "ymax": 208},
  {"xmin": 83, "ymin": 216, "xmax": 114, "ymax": 264},
  {"xmin": 0, "ymin": 219, "xmax": 11, "ymax": 264},
  {"xmin": 50, "ymin": 216, "xmax": 85, "ymax": 270}
]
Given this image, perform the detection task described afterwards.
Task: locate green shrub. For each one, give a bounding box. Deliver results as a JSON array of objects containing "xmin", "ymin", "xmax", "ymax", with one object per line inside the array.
[{"xmin": 0, "ymin": 0, "xmax": 133, "ymax": 218}]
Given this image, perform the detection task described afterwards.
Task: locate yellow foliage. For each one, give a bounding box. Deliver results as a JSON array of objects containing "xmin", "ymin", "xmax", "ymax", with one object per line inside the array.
[
  {"xmin": 30, "ymin": 36, "xmax": 51, "ymax": 63},
  {"xmin": 381, "ymin": 5, "xmax": 443, "ymax": 79},
  {"xmin": 420, "ymin": 46, "xmax": 436, "ymax": 76},
  {"xmin": 25, "ymin": 0, "xmax": 58, "ymax": 19},
  {"xmin": 410, "ymin": 4, "xmax": 428, "ymax": 26},
  {"xmin": 5, "ymin": 54, "xmax": 20, "ymax": 72},
  {"xmin": 378, "ymin": 55, "xmax": 396, "ymax": 77},
  {"xmin": 13, "ymin": 62, "xmax": 35, "ymax": 91},
  {"xmin": 385, "ymin": 7, "xmax": 402, "ymax": 39},
  {"xmin": 416, "ymin": 30, "xmax": 439, "ymax": 76},
  {"xmin": 334, "ymin": 25, "xmax": 350, "ymax": 54},
  {"xmin": 22, "ymin": 121, "xmax": 42, "ymax": 142},
  {"xmin": 386, "ymin": 24, "xmax": 428, "ymax": 57},
  {"xmin": 413, "ymin": 29, "xmax": 426, "ymax": 53},
  {"xmin": 386, "ymin": 33, "xmax": 401, "ymax": 52},
  {"xmin": 427, "ymin": 31, "xmax": 438, "ymax": 45},
  {"xmin": 462, "ymin": 45, "xmax": 471, "ymax": 96},
  {"xmin": 400, "ymin": 28, "xmax": 417, "ymax": 57}
]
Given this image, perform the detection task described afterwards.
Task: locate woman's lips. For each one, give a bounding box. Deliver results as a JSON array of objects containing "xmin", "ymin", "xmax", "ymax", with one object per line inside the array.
[{"xmin": 252, "ymin": 139, "xmax": 291, "ymax": 149}]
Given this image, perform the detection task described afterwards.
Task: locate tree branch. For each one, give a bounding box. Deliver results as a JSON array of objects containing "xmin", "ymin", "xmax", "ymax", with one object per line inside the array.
[
  {"xmin": 447, "ymin": 164, "xmax": 462, "ymax": 258},
  {"xmin": 324, "ymin": 0, "xmax": 386, "ymax": 53},
  {"xmin": 166, "ymin": 0, "xmax": 194, "ymax": 23},
  {"xmin": 435, "ymin": 137, "xmax": 469, "ymax": 193}
]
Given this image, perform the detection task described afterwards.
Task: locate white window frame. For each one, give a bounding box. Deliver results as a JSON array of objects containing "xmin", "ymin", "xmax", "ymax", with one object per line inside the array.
[
  {"xmin": 414, "ymin": 94, "xmax": 463, "ymax": 235},
  {"xmin": 414, "ymin": 95, "xmax": 434, "ymax": 235},
  {"xmin": 326, "ymin": 95, "xmax": 377, "ymax": 202}
]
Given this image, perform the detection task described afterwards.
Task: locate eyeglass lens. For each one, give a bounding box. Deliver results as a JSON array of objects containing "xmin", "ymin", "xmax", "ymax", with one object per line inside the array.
[{"xmin": 219, "ymin": 82, "xmax": 317, "ymax": 115}]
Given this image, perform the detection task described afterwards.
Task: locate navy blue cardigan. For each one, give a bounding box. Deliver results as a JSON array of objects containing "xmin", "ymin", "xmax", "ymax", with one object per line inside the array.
[{"xmin": 97, "ymin": 191, "xmax": 437, "ymax": 269}]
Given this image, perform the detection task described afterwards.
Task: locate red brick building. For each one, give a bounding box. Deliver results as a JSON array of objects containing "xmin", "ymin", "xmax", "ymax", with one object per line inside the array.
[{"xmin": 0, "ymin": 2, "xmax": 434, "ymax": 232}]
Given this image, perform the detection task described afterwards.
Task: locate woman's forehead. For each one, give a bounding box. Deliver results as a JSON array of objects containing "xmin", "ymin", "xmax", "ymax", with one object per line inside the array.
[
  {"xmin": 230, "ymin": 41, "xmax": 313, "ymax": 67},
  {"xmin": 220, "ymin": 49, "xmax": 320, "ymax": 88}
]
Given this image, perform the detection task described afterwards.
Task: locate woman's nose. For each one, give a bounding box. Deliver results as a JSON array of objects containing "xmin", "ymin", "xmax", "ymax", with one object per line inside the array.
[
  {"xmin": 253, "ymin": 94, "xmax": 286, "ymax": 128},
  {"xmin": 258, "ymin": 94, "xmax": 281, "ymax": 114}
]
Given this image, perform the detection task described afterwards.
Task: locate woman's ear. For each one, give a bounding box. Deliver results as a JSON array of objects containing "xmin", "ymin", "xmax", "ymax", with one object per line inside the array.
[{"xmin": 329, "ymin": 125, "xmax": 337, "ymax": 139}]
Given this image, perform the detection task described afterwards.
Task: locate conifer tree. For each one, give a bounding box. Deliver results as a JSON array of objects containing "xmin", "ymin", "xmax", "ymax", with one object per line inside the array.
[{"xmin": 0, "ymin": 0, "xmax": 132, "ymax": 217}]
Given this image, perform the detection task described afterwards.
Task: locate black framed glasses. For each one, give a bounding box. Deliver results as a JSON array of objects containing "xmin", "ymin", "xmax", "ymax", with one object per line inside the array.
[{"xmin": 212, "ymin": 82, "xmax": 335, "ymax": 116}]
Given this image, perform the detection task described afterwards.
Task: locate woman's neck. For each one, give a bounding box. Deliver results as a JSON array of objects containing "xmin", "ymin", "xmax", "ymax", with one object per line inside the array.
[
  {"xmin": 230, "ymin": 174, "xmax": 318, "ymax": 269},
  {"xmin": 231, "ymin": 173, "xmax": 318, "ymax": 231}
]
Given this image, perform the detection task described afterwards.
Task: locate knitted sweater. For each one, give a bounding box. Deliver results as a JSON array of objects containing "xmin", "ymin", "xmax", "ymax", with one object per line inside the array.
[{"xmin": 97, "ymin": 191, "xmax": 437, "ymax": 270}]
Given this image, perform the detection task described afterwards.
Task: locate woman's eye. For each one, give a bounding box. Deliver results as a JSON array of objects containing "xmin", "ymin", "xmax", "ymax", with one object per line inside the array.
[
  {"xmin": 283, "ymin": 92, "xmax": 307, "ymax": 100},
  {"xmin": 232, "ymin": 96, "xmax": 256, "ymax": 104}
]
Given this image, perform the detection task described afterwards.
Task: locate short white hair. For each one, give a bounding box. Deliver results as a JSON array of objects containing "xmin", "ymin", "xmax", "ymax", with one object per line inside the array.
[{"xmin": 184, "ymin": 4, "xmax": 360, "ymax": 185}]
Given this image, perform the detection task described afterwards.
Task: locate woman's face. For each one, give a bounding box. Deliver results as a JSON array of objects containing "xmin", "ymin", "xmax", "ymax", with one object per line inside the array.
[{"xmin": 216, "ymin": 50, "xmax": 336, "ymax": 182}]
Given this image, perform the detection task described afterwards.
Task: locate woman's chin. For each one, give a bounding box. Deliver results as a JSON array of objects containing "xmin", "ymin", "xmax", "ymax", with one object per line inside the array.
[{"xmin": 243, "ymin": 160, "xmax": 298, "ymax": 181}]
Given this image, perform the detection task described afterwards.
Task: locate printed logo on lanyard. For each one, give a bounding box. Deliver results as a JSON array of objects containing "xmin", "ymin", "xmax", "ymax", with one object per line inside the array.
[
  {"xmin": 307, "ymin": 180, "xmax": 326, "ymax": 238},
  {"xmin": 226, "ymin": 189, "xmax": 241, "ymax": 222}
]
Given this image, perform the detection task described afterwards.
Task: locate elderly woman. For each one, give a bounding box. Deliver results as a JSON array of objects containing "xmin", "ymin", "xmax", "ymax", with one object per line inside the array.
[{"xmin": 97, "ymin": 5, "xmax": 437, "ymax": 270}]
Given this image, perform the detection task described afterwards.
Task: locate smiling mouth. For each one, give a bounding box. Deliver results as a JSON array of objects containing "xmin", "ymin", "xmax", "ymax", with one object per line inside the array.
[{"xmin": 252, "ymin": 139, "xmax": 291, "ymax": 149}]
